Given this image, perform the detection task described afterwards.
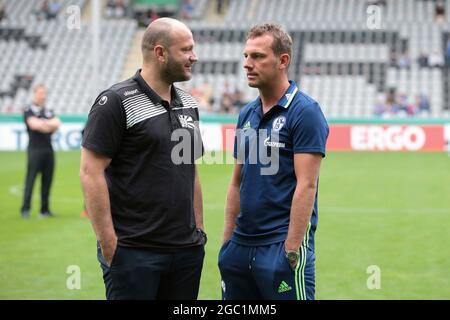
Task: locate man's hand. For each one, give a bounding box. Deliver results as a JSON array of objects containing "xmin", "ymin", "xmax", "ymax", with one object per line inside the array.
[
  {"xmin": 100, "ymin": 237, "xmax": 118, "ymax": 267},
  {"xmin": 284, "ymin": 247, "xmax": 300, "ymax": 271},
  {"xmin": 26, "ymin": 116, "xmax": 60, "ymax": 134},
  {"xmin": 197, "ymin": 228, "xmax": 207, "ymax": 245},
  {"xmin": 284, "ymin": 241, "xmax": 300, "ymax": 270},
  {"xmin": 284, "ymin": 240, "xmax": 300, "ymax": 253}
]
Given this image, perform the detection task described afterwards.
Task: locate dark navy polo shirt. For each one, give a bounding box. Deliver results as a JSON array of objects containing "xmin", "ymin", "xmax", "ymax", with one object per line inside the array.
[
  {"xmin": 232, "ymin": 81, "xmax": 329, "ymax": 250},
  {"xmin": 24, "ymin": 105, "xmax": 56, "ymax": 151}
]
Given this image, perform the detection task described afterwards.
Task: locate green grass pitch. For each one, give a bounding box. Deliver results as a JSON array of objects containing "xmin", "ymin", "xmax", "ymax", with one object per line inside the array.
[{"xmin": 0, "ymin": 151, "xmax": 449, "ymax": 299}]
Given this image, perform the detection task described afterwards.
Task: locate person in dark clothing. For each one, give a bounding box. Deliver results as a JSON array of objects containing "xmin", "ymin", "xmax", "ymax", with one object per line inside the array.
[
  {"xmin": 80, "ymin": 18, "xmax": 206, "ymax": 300},
  {"xmin": 0, "ymin": 1, "xmax": 7, "ymax": 22},
  {"xmin": 21, "ymin": 84, "xmax": 60, "ymax": 219}
]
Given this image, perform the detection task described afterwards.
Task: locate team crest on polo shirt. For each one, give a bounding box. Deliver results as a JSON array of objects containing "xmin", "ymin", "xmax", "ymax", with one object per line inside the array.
[
  {"xmin": 178, "ymin": 114, "xmax": 195, "ymax": 129},
  {"xmin": 272, "ymin": 116, "xmax": 286, "ymax": 132}
]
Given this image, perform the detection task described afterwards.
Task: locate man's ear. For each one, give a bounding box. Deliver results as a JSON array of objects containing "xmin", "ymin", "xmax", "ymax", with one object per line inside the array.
[
  {"xmin": 154, "ymin": 45, "xmax": 166, "ymax": 63},
  {"xmin": 279, "ymin": 53, "xmax": 290, "ymax": 71}
]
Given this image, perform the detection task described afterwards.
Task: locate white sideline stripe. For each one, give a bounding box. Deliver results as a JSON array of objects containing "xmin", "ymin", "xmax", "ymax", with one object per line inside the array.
[
  {"xmin": 9, "ymin": 185, "xmax": 20, "ymax": 195},
  {"xmin": 8, "ymin": 185, "xmax": 81, "ymax": 204}
]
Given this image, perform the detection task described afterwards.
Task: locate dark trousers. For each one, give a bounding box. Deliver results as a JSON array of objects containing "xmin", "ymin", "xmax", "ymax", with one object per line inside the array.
[
  {"xmin": 218, "ymin": 241, "xmax": 315, "ymax": 300},
  {"xmin": 21, "ymin": 149, "xmax": 55, "ymax": 213},
  {"xmin": 97, "ymin": 243, "xmax": 205, "ymax": 300}
]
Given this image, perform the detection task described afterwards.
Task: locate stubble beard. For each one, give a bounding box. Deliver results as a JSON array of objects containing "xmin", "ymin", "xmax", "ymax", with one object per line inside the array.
[{"xmin": 162, "ymin": 56, "xmax": 191, "ymax": 84}]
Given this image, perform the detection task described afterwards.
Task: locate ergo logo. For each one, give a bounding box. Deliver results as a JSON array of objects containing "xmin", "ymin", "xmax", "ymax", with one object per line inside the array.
[{"xmin": 351, "ymin": 126, "xmax": 426, "ymax": 151}]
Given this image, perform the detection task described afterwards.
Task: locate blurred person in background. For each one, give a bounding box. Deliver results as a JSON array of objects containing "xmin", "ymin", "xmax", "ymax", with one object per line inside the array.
[
  {"xmin": 373, "ymin": 94, "xmax": 386, "ymax": 116},
  {"xmin": 398, "ymin": 93, "xmax": 413, "ymax": 116},
  {"xmin": 428, "ymin": 50, "xmax": 444, "ymax": 68},
  {"xmin": 220, "ymin": 81, "xmax": 236, "ymax": 114},
  {"xmin": 446, "ymin": 39, "xmax": 450, "ymax": 68},
  {"xmin": 417, "ymin": 52, "xmax": 429, "ymax": 68},
  {"xmin": 47, "ymin": 0, "xmax": 61, "ymax": 19},
  {"xmin": 36, "ymin": 0, "xmax": 61, "ymax": 20},
  {"xmin": 105, "ymin": 0, "xmax": 128, "ymax": 19},
  {"xmin": 417, "ymin": 93, "xmax": 431, "ymax": 115},
  {"xmin": 180, "ymin": 0, "xmax": 194, "ymax": 20},
  {"xmin": 80, "ymin": 18, "xmax": 206, "ymax": 300},
  {"xmin": 385, "ymin": 87, "xmax": 400, "ymax": 115},
  {"xmin": 198, "ymin": 80, "xmax": 214, "ymax": 112},
  {"xmin": 20, "ymin": 84, "xmax": 60, "ymax": 219},
  {"xmin": 397, "ymin": 51, "xmax": 411, "ymax": 69},
  {"xmin": 232, "ymin": 87, "xmax": 246, "ymax": 110},
  {"xmin": 0, "ymin": 1, "xmax": 6, "ymax": 22},
  {"xmin": 435, "ymin": 0, "xmax": 445, "ymax": 24},
  {"xmin": 216, "ymin": 0, "xmax": 229, "ymax": 15}
]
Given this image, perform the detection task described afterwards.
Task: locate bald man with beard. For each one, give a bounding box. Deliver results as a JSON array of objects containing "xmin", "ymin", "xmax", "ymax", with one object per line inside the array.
[{"xmin": 80, "ymin": 18, "xmax": 206, "ymax": 300}]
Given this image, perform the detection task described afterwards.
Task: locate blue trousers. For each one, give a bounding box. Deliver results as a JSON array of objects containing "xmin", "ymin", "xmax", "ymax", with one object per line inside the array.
[{"xmin": 218, "ymin": 240, "xmax": 315, "ymax": 300}]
